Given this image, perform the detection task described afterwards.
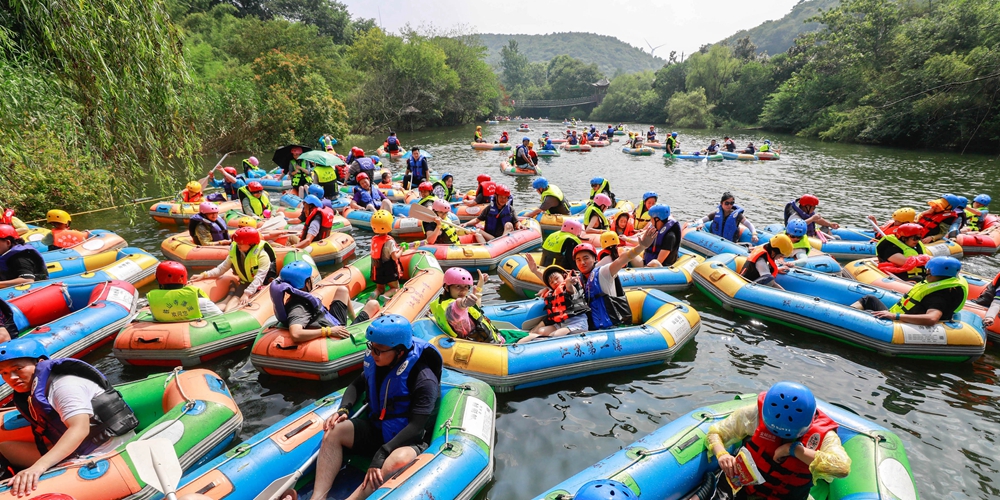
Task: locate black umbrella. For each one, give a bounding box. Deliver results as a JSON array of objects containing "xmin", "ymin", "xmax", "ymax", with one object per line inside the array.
[{"xmin": 272, "ymin": 144, "xmax": 313, "ymax": 171}]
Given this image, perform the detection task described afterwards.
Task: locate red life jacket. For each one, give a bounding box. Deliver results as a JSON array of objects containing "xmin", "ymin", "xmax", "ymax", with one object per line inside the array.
[
  {"xmin": 541, "ymin": 283, "xmax": 570, "ymax": 323},
  {"xmin": 742, "ymin": 246, "xmax": 778, "ymax": 280},
  {"xmin": 181, "ymin": 190, "xmax": 203, "ymax": 203},
  {"xmin": 744, "ymin": 392, "xmax": 839, "ymax": 499},
  {"xmin": 370, "ymin": 234, "xmax": 401, "ymax": 283},
  {"xmin": 301, "ymin": 206, "xmax": 335, "ymax": 241},
  {"xmin": 880, "ymin": 221, "xmax": 897, "ymax": 236},
  {"xmin": 1, "ymin": 208, "xmax": 14, "ymax": 225},
  {"xmin": 917, "ymin": 211, "xmax": 956, "ymax": 236}
]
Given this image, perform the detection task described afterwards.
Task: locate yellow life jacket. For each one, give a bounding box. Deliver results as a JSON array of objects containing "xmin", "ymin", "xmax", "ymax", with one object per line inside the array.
[
  {"xmin": 889, "ymin": 276, "xmax": 968, "ymax": 316},
  {"xmin": 582, "ymin": 204, "xmax": 610, "ymax": 230},
  {"xmin": 146, "ymin": 286, "xmax": 209, "ymax": 322},
  {"xmin": 238, "ymin": 186, "xmax": 272, "ymax": 216},
  {"xmin": 312, "ymin": 165, "xmax": 337, "ymax": 183},
  {"xmin": 879, "ymin": 235, "xmax": 928, "ymax": 280},
  {"xmin": 228, "ymin": 241, "xmax": 274, "ymax": 284},
  {"xmin": 542, "ymin": 231, "xmax": 581, "ymax": 253},
  {"xmin": 430, "ymin": 297, "xmax": 502, "ymax": 343}
]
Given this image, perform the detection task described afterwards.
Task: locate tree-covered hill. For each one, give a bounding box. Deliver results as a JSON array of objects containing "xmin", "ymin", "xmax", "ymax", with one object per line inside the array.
[
  {"xmin": 717, "ymin": 0, "xmax": 840, "ymax": 55},
  {"xmin": 477, "ymin": 32, "xmax": 666, "ymax": 76}
]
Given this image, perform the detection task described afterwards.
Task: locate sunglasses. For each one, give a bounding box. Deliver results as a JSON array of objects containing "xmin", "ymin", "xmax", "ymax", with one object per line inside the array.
[
  {"xmin": 722, "ymin": 201, "xmax": 734, "ymax": 206},
  {"xmin": 366, "ymin": 342, "xmax": 395, "ymax": 356}
]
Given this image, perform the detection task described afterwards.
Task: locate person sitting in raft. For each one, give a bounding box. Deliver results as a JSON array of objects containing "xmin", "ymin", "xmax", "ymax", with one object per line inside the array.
[
  {"xmin": 346, "ymin": 149, "xmax": 377, "ymax": 187},
  {"xmin": 350, "ymin": 173, "xmax": 392, "ymax": 213},
  {"xmin": 431, "ymin": 173, "xmax": 455, "ymax": 201},
  {"xmin": 567, "ymin": 131, "xmax": 579, "ymax": 145},
  {"xmin": 784, "ymin": 194, "xmax": 839, "ymax": 240},
  {"xmin": 866, "ymin": 207, "xmax": 917, "ymax": 236},
  {"xmin": 541, "ymin": 130, "xmax": 550, "ymax": 139},
  {"xmin": 741, "ymin": 234, "xmax": 795, "ymax": 288},
  {"xmin": 498, "ymin": 131, "xmax": 509, "ymax": 143},
  {"xmin": 240, "ymin": 155, "xmax": 262, "ymax": 177},
  {"xmin": 629, "ymin": 132, "xmax": 644, "ymax": 149},
  {"xmin": 319, "ymin": 134, "xmax": 337, "ymax": 153},
  {"xmin": 646, "ymin": 126, "xmax": 657, "ymax": 142},
  {"xmin": 527, "ymin": 141, "xmax": 539, "ymax": 160},
  {"xmin": 705, "ymin": 381, "xmax": 850, "ymax": 500},
  {"xmin": 270, "ymin": 261, "xmax": 380, "ymax": 344},
  {"xmin": 574, "ymin": 226, "xmax": 656, "ymax": 330},
  {"xmin": 605, "ymin": 125, "xmax": 615, "ymax": 139},
  {"xmin": 291, "ymin": 195, "xmax": 336, "ymax": 249},
  {"xmin": 951, "ymin": 196, "xmax": 970, "ymax": 234},
  {"xmin": 665, "ymin": 131, "xmax": 679, "ymax": 154},
  {"xmin": 190, "ymin": 227, "xmax": 276, "ymax": 312},
  {"xmin": 344, "ymin": 147, "xmax": 363, "ymax": 167},
  {"xmin": 693, "ymin": 192, "xmax": 759, "ymax": 244},
  {"xmin": 853, "ymin": 256, "xmax": 967, "ymax": 325},
  {"xmin": 643, "ymin": 204, "xmax": 681, "ymax": 267},
  {"xmin": 415, "ymin": 182, "xmax": 436, "ymax": 209},
  {"xmin": 0, "ymin": 338, "xmax": 139, "ymax": 491},
  {"xmin": 525, "ymin": 177, "xmax": 571, "ymax": 218},
  {"xmin": 612, "ymin": 212, "xmax": 637, "ymax": 243},
  {"xmin": 782, "ymin": 219, "xmax": 813, "ymax": 261},
  {"xmin": 973, "ymin": 270, "xmax": 1000, "ymax": 327},
  {"xmin": 578, "ymin": 133, "xmax": 588, "ymax": 146},
  {"xmin": 540, "ymin": 219, "xmax": 584, "ymax": 269},
  {"xmin": 633, "ymin": 191, "xmax": 658, "ymax": 230},
  {"xmin": 403, "ymin": 147, "xmax": 430, "ymax": 189},
  {"xmin": 542, "ymin": 138, "xmax": 557, "ymax": 151},
  {"xmin": 875, "ymin": 223, "xmax": 929, "ymax": 282},
  {"xmin": 759, "ymin": 139, "xmax": 773, "ymax": 152},
  {"xmin": 464, "ymin": 183, "xmax": 518, "ymax": 241},
  {"xmin": 177, "ymin": 180, "xmax": 206, "ymax": 204},
  {"xmin": 962, "ymin": 194, "xmax": 991, "ymax": 233},
  {"xmin": 474, "ymin": 125, "xmax": 486, "ymax": 143},
  {"xmin": 722, "ymin": 136, "xmax": 736, "ymax": 152},
  {"xmin": 513, "ymin": 137, "xmax": 536, "ymax": 172},
  {"xmin": 0, "ymin": 224, "xmax": 48, "ymax": 292},
  {"xmin": 384, "ymin": 131, "xmax": 402, "ymax": 155},
  {"xmin": 147, "ymin": 261, "xmax": 223, "ymax": 321},
  {"xmin": 46, "ymin": 210, "xmax": 91, "ymax": 250},
  {"xmin": 589, "ymin": 177, "xmax": 616, "ymax": 208},
  {"xmin": 701, "ymin": 139, "xmax": 720, "ymax": 155},
  {"xmin": 426, "ymin": 199, "xmax": 486, "ymax": 245},
  {"xmin": 378, "ymin": 172, "xmax": 394, "ymax": 190},
  {"xmin": 369, "ymin": 210, "xmax": 403, "ymax": 300},
  {"xmin": 916, "ymin": 194, "xmax": 960, "ymax": 243},
  {"xmin": 189, "ymin": 202, "xmax": 230, "ymax": 247},
  {"xmin": 743, "ymin": 142, "xmax": 756, "ymax": 154},
  {"xmin": 582, "ymin": 194, "xmax": 613, "ymax": 234},
  {"xmin": 431, "ymin": 268, "xmax": 524, "ymax": 344},
  {"xmin": 213, "ymin": 166, "xmax": 247, "ymax": 201},
  {"xmin": 238, "ymin": 181, "xmax": 273, "ymax": 219},
  {"xmin": 285, "ymin": 146, "xmax": 312, "ymax": 199},
  {"xmin": 309, "ymin": 154, "xmax": 339, "ymax": 201},
  {"xmin": 307, "ymin": 315, "xmax": 442, "ymax": 500},
  {"xmin": 465, "ymin": 174, "xmax": 494, "ymax": 206},
  {"xmin": 599, "ymin": 230, "xmax": 642, "ymax": 268},
  {"xmin": 521, "ymin": 259, "xmax": 590, "ymax": 342}
]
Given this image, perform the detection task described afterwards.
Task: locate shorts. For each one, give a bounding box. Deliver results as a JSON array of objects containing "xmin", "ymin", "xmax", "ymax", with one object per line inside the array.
[
  {"xmin": 351, "ymin": 418, "xmax": 429, "ymax": 458},
  {"xmin": 557, "ymin": 313, "xmax": 589, "ymax": 333},
  {"xmin": 329, "ymin": 300, "xmax": 370, "ymax": 326}
]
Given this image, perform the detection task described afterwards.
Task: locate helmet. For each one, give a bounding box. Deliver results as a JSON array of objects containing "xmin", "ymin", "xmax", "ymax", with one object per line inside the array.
[
  {"xmin": 642, "ymin": 191, "xmax": 658, "ymax": 202},
  {"xmin": 0, "ymin": 224, "xmax": 17, "ymax": 240},
  {"xmin": 418, "ymin": 182, "xmax": 434, "ymax": 193},
  {"xmin": 785, "ymin": 219, "xmax": 808, "ymax": 238},
  {"xmin": 351, "ymin": 147, "xmax": 363, "ymax": 157},
  {"xmin": 671, "ymin": 132, "xmax": 678, "ymax": 137},
  {"xmin": 573, "ymin": 479, "xmax": 636, "ymax": 500},
  {"xmin": 365, "ymin": 314, "xmax": 413, "ymax": 350},
  {"xmin": 573, "ymin": 243, "xmax": 597, "ymax": 259},
  {"xmin": 974, "ymin": 194, "xmax": 991, "ymax": 206},
  {"xmin": 561, "ymin": 219, "xmax": 584, "ymax": 237},
  {"xmin": 528, "ymin": 141, "xmax": 534, "ymax": 148},
  {"xmin": 248, "ymin": 181, "xmax": 264, "ymax": 193},
  {"xmin": 494, "ymin": 184, "xmax": 511, "ymax": 197},
  {"xmin": 303, "ymin": 195, "xmax": 323, "ymax": 208},
  {"xmin": 761, "ymin": 381, "xmax": 817, "ymax": 440},
  {"xmin": 541, "ymin": 265, "xmax": 567, "ymax": 286},
  {"xmin": 246, "ymin": 156, "xmax": 260, "ymax": 167},
  {"xmin": 280, "ymin": 260, "xmax": 315, "ymax": 289},
  {"xmin": 522, "ymin": 136, "xmax": 530, "ymax": 142},
  {"xmin": 590, "ymin": 177, "xmax": 605, "ymax": 186},
  {"xmin": 942, "ymin": 194, "xmax": 961, "ymax": 209},
  {"xmin": 232, "ymin": 227, "xmax": 261, "ymax": 245},
  {"xmin": 432, "ymin": 198, "xmax": 451, "ymax": 213},
  {"xmin": 955, "ymin": 196, "xmax": 969, "ymax": 209},
  {"xmin": 155, "ymin": 261, "xmax": 188, "ymax": 286},
  {"xmin": 593, "ymin": 194, "xmax": 612, "ymax": 209},
  {"xmin": 892, "ymin": 208, "xmax": 916, "ymax": 224},
  {"xmin": 441, "ymin": 173, "xmax": 453, "ymax": 181},
  {"xmin": 0, "ymin": 337, "xmax": 47, "ymax": 363},
  {"xmin": 223, "ymin": 167, "xmax": 238, "ymax": 176},
  {"xmin": 371, "ymin": 210, "xmax": 394, "ymax": 234},
  {"xmin": 199, "ymin": 202, "xmax": 219, "ymax": 214},
  {"xmin": 370, "ymin": 156, "xmax": 380, "ymax": 164},
  {"xmin": 356, "ymin": 172, "xmax": 370, "ymax": 183},
  {"xmin": 236, "ymin": 216, "xmax": 257, "ymax": 228},
  {"xmin": 477, "ymin": 174, "xmax": 492, "ymax": 184},
  {"xmin": 186, "ymin": 181, "xmax": 202, "ymax": 193},
  {"xmin": 648, "ymin": 204, "xmax": 671, "ymax": 221},
  {"xmin": 799, "ymin": 194, "xmax": 819, "ymax": 207},
  {"xmin": 532, "ymin": 177, "xmax": 549, "ymax": 190},
  {"xmin": 46, "ymin": 209, "xmax": 71, "ymax": 225},
  {"xmin": 769, "ymin": 234, "xmax": 794, "ymax": 256},
  {"xmin": 308, "ymin": 184, "xmax": 325, "ymax": 198},
  {"xmin": 895, "ymin": 223, "xmax": 923, "ymax": 238},
  {"xmin": 764, "ymin": 139, "xmax": 771, "ymax": 144},
  {"xmin": 600, "ymin": 231, "xmax": 620, "ymax": 249},
  {"xmin": 925, "ymin": 256, "xmax": 961, "ymax": 277},
  {"xmin": 443, "ymin": 267, "xmax": 474, "ymax": 287}
]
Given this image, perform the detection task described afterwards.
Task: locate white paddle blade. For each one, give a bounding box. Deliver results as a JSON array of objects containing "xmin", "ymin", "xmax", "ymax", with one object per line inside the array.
[
  {"xmin": 251, "ymin": 471, "xmax": 301, "ymax": 500},
  {"xmin": 126, "ymin": 438, "xmax": 183, "ymax": 494}
]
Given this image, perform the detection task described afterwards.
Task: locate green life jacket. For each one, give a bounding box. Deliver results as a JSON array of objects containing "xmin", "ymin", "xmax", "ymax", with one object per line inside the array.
[
  {"xmin": 879, "ymin": 235, "xmax": 928, "ymax": 280},
  {"xmin": 889, "ymin": 276, "xmax": 968, "ymax": 317},
  {"xmin": 238, "ymin": 186, "xmax": 272, "ymax": 217},
  {"xmin": 589, "ymin": 180, "xmax": 610, "ymax": 200},
  {"xmin": 542, "ymin": 231, "xmax": 581, "ymax": 253},
  {"xmin": 313, "ymin": 164, "xmax": 337, "ymax": 183},
  {"xmin": 965, "ymin": 207, "xmax": 988, "ymax": 232},
  {"xmin": 430, "ymin": 297, "xmax": 502, "ymax": 343},
  {"xmin": 146, "ymin": 286, "xmax": 209, "ymax": 322},
  {"xmin": 582, "ymin": 205, "xmax": 610, "ymax": 231},
  {"xmin": 228, "ymin": 241, "xmax": 275, "ymax": 284},
  {"xmin": 539, "ymin": 185, "xmax": 569, "ymax": 214}
]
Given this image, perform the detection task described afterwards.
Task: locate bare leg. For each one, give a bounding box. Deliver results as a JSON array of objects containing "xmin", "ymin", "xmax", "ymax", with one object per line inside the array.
[
  {"xmin": 308, "ymin": 420, "xmax": 356, "ymax": 500},
  {"xmin": 221, "ymin": 293, "xmax": 241, "ymax": 313},
  {"xmin": 381, "ymin": 199, "xmax": 393, "ymax": 212},
  {"xmin": 345, "ymin": 446, "xmax": 419, "ymax": 500},
  {"xmin": 646, "ymin": 260, "xmax": 663, "ymax": 268},
  {"xmin": 361, "ymin": 299, "xmax": 381, "ymax": 318},
  {"xmin": 382, "ymin": 282, "xmax": 400, "ymax": 299},
  {"xmin": 372, "ymin": 284, "xmax": 384, "ymax": 300},
  {"xmin": 473, "ymin": 232, "xmax": 487, "ymax": 244}
]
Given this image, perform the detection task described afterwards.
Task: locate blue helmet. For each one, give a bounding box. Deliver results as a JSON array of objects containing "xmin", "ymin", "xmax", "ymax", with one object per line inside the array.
[
  {"xmin": 366, "ymin": 314, "xmax": 414, "ymax": 350},
  {"xmin": 764, "ymin": 139, "xmax": 771, "ymax": 144},
  {"xmin": 642, "ymin": 191, "xmax": 658, "ymax": 201},
  {"xmin": 370, "ymin": 155, "xmax": 381, "ymax": 164},
  {"xmin": 522, "ymin": 136, "xmax": 531, "ymax": 142},
  {"xmin": 441, "ymin": 172, "xmax": 453, "ymax": 181},
  {"xmin": 974, "ymin": 194, "xmax": 991, "ymax": 206},
  {"xmin": 0, "ymin": 337, "xmax": 48, "ymax": 363},
  {"xmin": 648, "ymin": 204, "xmax": 671, "ymax": 221},
  {"xmin": 942, "ymin": 194, "xmax": 961, "ymax": 209},
  {"xmin": 303, "ymin": 195, "xmax": 323, "ymax": 208},
  {"xmin": 574, "ymin": 479, "xmax": 636, "ymax": 500},
  {"xmin": 307, "ymin": 184, "xmax": 325, "ymax": 198},
  {"xmin": 786, "ymin": 219, "xmax": 808, "ymax": 238},
  {"xmin": 762, "ymin": 381, "xmax": 817, "ymax": 440},
  {"xmin": 590, "ymin": 177, "xmax": 605, "ymax": 186},
  {"xmin": 925, "ymin": 256, "xmax": 961, "ymax": 278},
  {"xmin": 279, "ymin": 260, "xmax": 314, "ymax": 289},
  {"xmin": 671, "ymin": 132, "xmax": 678, "ymax": 137},
  {"xmin": 955, "ymin": 196, "xmax": 968, "ymax": 209},
  {"xmin": 532, "ymin": 177, "xmax": 549, "ymax": 190}
]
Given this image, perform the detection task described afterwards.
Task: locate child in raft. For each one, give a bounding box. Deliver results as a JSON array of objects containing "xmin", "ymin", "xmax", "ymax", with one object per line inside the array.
[
  {"xmin": 369, "ymin": 210, "xmax": 403, "ymax": 299},
  {"xmin": 523, "ymin": 256, "xmax": 590, "ymax": 342},
  {"xmin": 378, "ymin": 172, "xmax": 393, "ymax": 190},
  {"xmin": 427, "ymin": 199, "xmax": 486, "ymax": 245},
  {"xmin": 598, "ymin": 231, "xmax": 643, "ymax": 268},
  {"xmin": 431, "ymin": 268, "xmax": 527, "ymax": 344}
]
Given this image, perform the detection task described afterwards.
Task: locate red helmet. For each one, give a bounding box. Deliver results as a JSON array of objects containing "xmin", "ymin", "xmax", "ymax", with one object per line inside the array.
[
  {"xmin": 155, "ymin": 261, "xmax": 188, "ymax": 286},
  {"xmin": 482, "ymin": 181, "xmax": 496, "ymax": 196},
  {"xmin": 233, "ymin": 227, "xmax": 261, "ymax": 245},
  {"xmin": 895, "ymin": 223, "xmax": 924, "ymax": 238},
  {"xmin": 573, "ymin": 243, "xmax": 597, "ymax": 259},
  {"xmin": 356, "ymin": 172, "xmax": 370, "ymax": 182},
  {"xmin": 0, "ymin": 224, "xmax": 17, "ymax": 240},
  {"xmin": 248, "ymin": 181, "xmax": 264, "ymax": 193},
  {"xmin": 351, "ymin": 147, "xmax": 364, "ymax": 157},
  {"xmin": 418, "ymin": 181, "xmax": 433, "ymax": 192},
  {"xmin": 494, "ymin": 184, "xmax": 511, "ymax": 197},
  {"xmin": 477, "ymin": 174, "xmax": 491, "ymax": 184},
  {"xmin": 223, "ymin": 167, "xmax": 237, "ymax": 176},
  {"xmin": 799, "ymin": 194, "xmax": 819, "ymax": 206}
]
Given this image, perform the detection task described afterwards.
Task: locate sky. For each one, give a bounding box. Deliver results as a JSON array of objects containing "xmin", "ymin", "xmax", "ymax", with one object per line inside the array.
[{"xmin": 342, "ymin": 0, "xmax": 801, "ymax": 57}]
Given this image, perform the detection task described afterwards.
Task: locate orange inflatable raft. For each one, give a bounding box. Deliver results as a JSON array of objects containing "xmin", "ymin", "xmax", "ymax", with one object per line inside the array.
[
  {"xmin": 148, "ymin": 199, "xmax": 243, "ymax": 225},
  {"xmin": 161, "ymin": 231, "xmax": 356, "ymax": 270}
]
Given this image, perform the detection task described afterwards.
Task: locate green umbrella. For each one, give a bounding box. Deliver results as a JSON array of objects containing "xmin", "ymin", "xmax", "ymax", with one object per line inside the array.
[{"xmin": 298, "ymin": 150, "xmax": 345, "ymax": 166}]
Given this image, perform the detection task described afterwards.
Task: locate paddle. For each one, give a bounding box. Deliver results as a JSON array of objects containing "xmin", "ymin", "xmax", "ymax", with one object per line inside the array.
[
  {"xmin": 252, "ymin": 405, "xmax": 369, "ymax": 500},
  {"xmin": 839, "ymin": 227, "xmax": 878, "ymax": 241},
  {"xmin": 408, "ymin": 203, "xmax": 473, "ymax": 235},
  {"xmin": 866, "ymin": 218, "xmax": 888, "ymax": 239},
  {"xmin": 126, "ymin": 438, "xmax": 183, "ymax": 500}
]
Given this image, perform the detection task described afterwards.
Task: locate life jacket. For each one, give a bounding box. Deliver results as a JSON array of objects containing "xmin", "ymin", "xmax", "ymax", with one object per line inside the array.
[
  {"xmin": 644, "ymin": 220, "xmax": 681, "ymax": 266},
  {"xmin": 12, "ymin": 359, "xmax": 138, "ymax": 457},
  {"xmin": 432, "ymin": 180, "xmax": 454, "ymax": 201},
  {"xmin": 354, "ymin": 184, "xmax": 384, "ymax": 205},
  {"xmin": 237, "ymin": 186, "xmax": 272, "ymax": 217},
  {"xmin": 301, "ymin": 206, "xmax": 335, "ymax": 241},
  {"xmin": 589, "ymin": 180, "xmax": 614, "ymax": 206},
  {"xmin": 539, "ymin": 185, "xmax": 570, "ymax": 215},
  {"xmin": 514, "ymin": 145, "xmax": 531, "ymax": 165},
  {"xmin": 269, "ymin": 279, "xmax": 341, "ymax": 327},
  {"xmin": 474, "ymin": 131, "xmax": 483, "ymax": 141},
  {"xmin": 646, "ymin": 131, "xmax": 656, "ymax": 141},
  {"xmin": 188, "ymin": 214, "xmax": 229, "ymax": 246},
  {"xmin": 386, "ymin": 136, "xmax": 400, "ymax": 151},
  {"xmin": 634, "ymin": 203, "xmax": 652, "ymax": 229},
  {"xmin": 567, "ymin": 135, "xmax": 578, "ymax": 145},
  {"xmin": 416, "ymin": 195, "xmax": 436, "ymax": 208},
  {"xmin": 181, "ymin": 189, "xmax": 203, "ymax": 203},
  {"xmin": 876, "ymin": 235, "xmax": 929, "ymax": 280},
  {"xmin": 313, "ymin": 164, "xmax": 337, "ymax": 184},
  {"xmin": 584, "ymin": 265, "xmax": 630, "ymax": 330},
  {"xmin": 406, "ymin": 157, "xmax": 429, "ymax": 180},
  {"xmin": 228, "ymin": 241, "xmax": 277, "ymax": 285},
  {"xmin": 879, "ymin": 221, "xmax": 898, "ymax": 236},
  {"xmin": 743, "ymin": 392, "xmax": 839, "ymax": 499},
  {"xmin": 614, "ymin": 214, "xmax": 635, "ymax": 237},
  {"xmin": 350, "ymin": 158, "xmax": 377, "ymax": 185},
  {"xmin": 724, "ymin": 139, "xmax": 736, "ymax": 152},
  {"xmin": 582, "ymin": 204, "xmax": 610, "ymax": 231},
  {"xmin": 710, "ymin": 205, "xmax": 744, "ymax": 242},
  {"xmin": 482, "ymin": 198, "xmax": 516, "ymax": 238},
  {"xmin": 289, "ymin": 159, "xmax": 311, "ymax": 185},
  {"xmin": 742, "ymin": 245, "xmax": 778, "ymax": 281},
  {"xmin": 362, "ymin": 338, "xmax": 443, "ymax": 443},
  {"xmin": 889, "ymin": 276, "xmax": 968, "ymax": 319},
  {"xmin": 784, "ymin": 201, "xmax": 817, "ymax": 236},
  {"xmin": 786, "ymin": 232, "xmax": 813, "ymax": 253},
  {"xmin": 430, "ymin": 296, "xmax": 503, "ymax": 344},
  {"xmin": 431, "ymin": 220, "xmax": 461, "ymax": 245},
  {"xmin": 0, "ymin": 208, "xmax": 13, "ymax": 225},
  {"xmin": 0, "ymin": 243, "xmax": 48, "ymax": 282},
  {"xmin": 965, "ymin": 208, "xmax": 984, "ymax": 232},
  {"xmin": 665, "ymin": 136, "xmax": 677, "ymax": 151},
  {"xmin": 917, "ymin": 210, "xmax": 956, "ymax": 237},
  {"xmin": 146, "ymin": 286, "xmax": 209, "ymax": 322},
  {"xmin": 759, "ymin": 143, "xmax": 770, "ymax": 152},
  {"xmin": 370, "ymin": 234, "xmax": 401, "ymax": 284},
  {"xmin": 540, "ymin": 282, "xmax": 590, "ymax": 324},
  {"xmin": 50, "ymin": 228, "xmax": 88, "ymax": 249},
  {"xmin": 224, "ymin": 178, "xmax": 246, "ymax": 200},
  {"xmin": 541, "ymin": 231, "xmax": 581, "ymax": 268}
]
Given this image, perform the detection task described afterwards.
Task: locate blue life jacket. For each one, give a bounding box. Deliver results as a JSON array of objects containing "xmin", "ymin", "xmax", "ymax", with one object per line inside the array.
[
  {"xmin": 647, "ymin": 131, "xmax": 656, "ymax": 141},
  {"xmin": 607, "ymin": 127, "xmax": 614, "ymax": 136},
  {"xmin": 584, "ymin": 265, "xmax": 629, "ymax": 330},
  {"xmin": 784, "ymin": 201, "xmax": 817, "ymax": 236},
  {"xmin": 354, "ymin": 184, "xmax": 384, "ymax": 204},
  {"xmin": 353, "ymin": 158, "xmax": 377, "ymax": 184},
  {"xmin": 188, "ymin": 214, "xmax": 230, "ymax": 245},
  {"xmin": 269, "ymin": 279, "xmax": 340, "ymax": 327},
  {"xmin": 225, "ymin": 178, "xmax": 246, "ymax": 200},
  {"xmin": 568, "ymin": 136, "xmax": 578, "ymax": 145},
  {"xmin": 644, "ymin": 220, "xmax": 681, "ymax": 265},
  {"xmin": 483, "ymin": 197, "xmax": 516, "ymax": 237},
  {"xmin": 406, "ymin": 157, "xmax": 429, "ymax": 179},
  {"xmin": 386, "ymin": 136, "xmax": 399, "ymax": 149},
  {"xmin": 0, "ymin": 243, "xmax": 48, "ymax": 282},
  {"xmin": 362, "ymin": 338, "xmax": 443, "ymax": 443},
  {"xmin": 711, "ymin": 205, "xmax": 744, "ymax": 242}
]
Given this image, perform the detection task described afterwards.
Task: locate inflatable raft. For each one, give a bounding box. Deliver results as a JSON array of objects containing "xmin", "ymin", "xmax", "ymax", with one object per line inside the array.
[
  {"xmin": 257, "ymin": 174, "xmax": 293, "ymax": 192},
  {"xmin": 721, "ymin": 151, "xmax": 758, "ymax": 161},
  {"xmin": 412, "ymin": 288, "xmax": 700, "ymax": 393},
  {"xmin": 376, "ymin": 146, "xmax": 404, "ymax": 159},
  {"xmin": 760, "ymin": 223, "xmax": 963, "ymax": 261},
  {"xmin": 561, "ymin": 144, "xmax": 592, "ymax": 152},
  {"xmin": 535, "ymin": 148, "xmax": 561, "ymax": 157},
  {"xmin": 173, "ymin": 369, "xmax": 493, "ymax": 500},
  {"xmin": 680, "ymin": 223, "xmax": 843, "ymax": 274},
  {"xmin": 472, "ymin": 142, "xmax": 512, "ymax": 150},
  {"xmin": 415, "ymin": 219, "xmax": 542, "ymax": 271},
  {"xmin": 666, "ymin": 152, "xmax": 724, "ymax": 161},
  {"xmin": 831, "ymin": 225, "xmax": 1000, "ymax": 255},
  {"xmin": 343, "ymin": 208, "xmax": 426, "ymax": 240},
  {"xmin": 534, "ymin": 394, "xmax": 918, "ymax": 500},
  {"xmin": 756, "ymin": 151, "xmax": 780, "ymax": 160},
  {"xmin": 338, "ymin": 182, "xmax": 416, "ymax": 204},
  {"xmin": 694, "ymin": 253, "xmax": 985, "ymax": 361},
  {"xmin": 278, "ymin": 192, "xmax": 351, "ymax": 212},
  {"xmin": 588, "ymin": 140, "xmax": 609, "ymax": 147},
  {"xmin": 622, "ymin": 146, "xmax": 654, "ymax": 156},
  {"xmin": 2, "ymin": 248, "xmax": 158, "ymax": 292},
  {"xmin": 250, "ymin": 251, "xmax": 444, "ymax": 380},
  {"xmin": 148, "ymin": 199, "xmax": 242, "ymax": 225},
  {"xmin": 0, "ymin": 369, "xmax": 243, "ymax": 500},
  {"xmin": 500, "ymin": 160, "xmax": 542, "ymax": 177},
  {"xmin": 160, "ymin": 231, "xmax": 356, "ymax": 270}
]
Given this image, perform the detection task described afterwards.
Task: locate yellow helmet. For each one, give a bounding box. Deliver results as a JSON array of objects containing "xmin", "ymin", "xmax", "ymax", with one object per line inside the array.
[
  {"xmin": 769, "ymin": 234, "xmax": 794, "ymax": 256},
  {"xmin": 186, "ymin": 181, "xmax": 202, "ymax": 193},
  {"xmin": 892, "ymin": 207, "xmax": 916, "ymax": 224},
  {"xmin": 371, "ymin": 210, "xmax": 394, "ymax": 234},
  {"xmin": 236, "ymin": 216, "xmax": 258, "ymax": 228},
  {"xmin": 600, "ymin": 231, "xmax": 620, "ymax": 249},
  {"xmin": 47, "ymin": 209, "xmax": 71, "ymax": 225}
]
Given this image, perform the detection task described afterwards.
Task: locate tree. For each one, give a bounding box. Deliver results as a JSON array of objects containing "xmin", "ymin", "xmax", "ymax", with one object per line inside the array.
[
  {"xmin": 666, "ymin": 87, "xmax": 713, "ymax": 129},
  {"xmin": 499, "ymin": 39, "xmax": 529, "ymax": 95},
  {"xmin": 546, "ymin": 55, "xmax": 603, "ymax": 100},
  {"xmin": 685, "ymin": 45, "xmax": 740, "ymax": 102}
]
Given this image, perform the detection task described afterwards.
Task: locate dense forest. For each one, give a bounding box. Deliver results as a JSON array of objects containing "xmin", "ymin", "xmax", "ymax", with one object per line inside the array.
[
  {"xmin": 717, "ymin": 0, "xmax": 838, "ymax": 56},
  {"xmin": 478, "ymin": 32, "xmax": 666, "ymax": 77}
]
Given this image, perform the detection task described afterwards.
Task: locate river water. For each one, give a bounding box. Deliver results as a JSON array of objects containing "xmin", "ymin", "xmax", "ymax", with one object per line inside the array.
[{"xmin": 71, "ymin": 122, "xmax": 1000, "ymax": 498}]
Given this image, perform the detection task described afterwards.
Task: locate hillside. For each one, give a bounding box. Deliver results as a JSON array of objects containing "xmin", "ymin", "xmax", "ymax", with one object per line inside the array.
[
  {"xmin": 717, "ymin": 0, "xmax": 840, "ymax": 55},
  {"xmin": 477, "ymin": 32, "xmax": 665, "ymax": 77}
]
